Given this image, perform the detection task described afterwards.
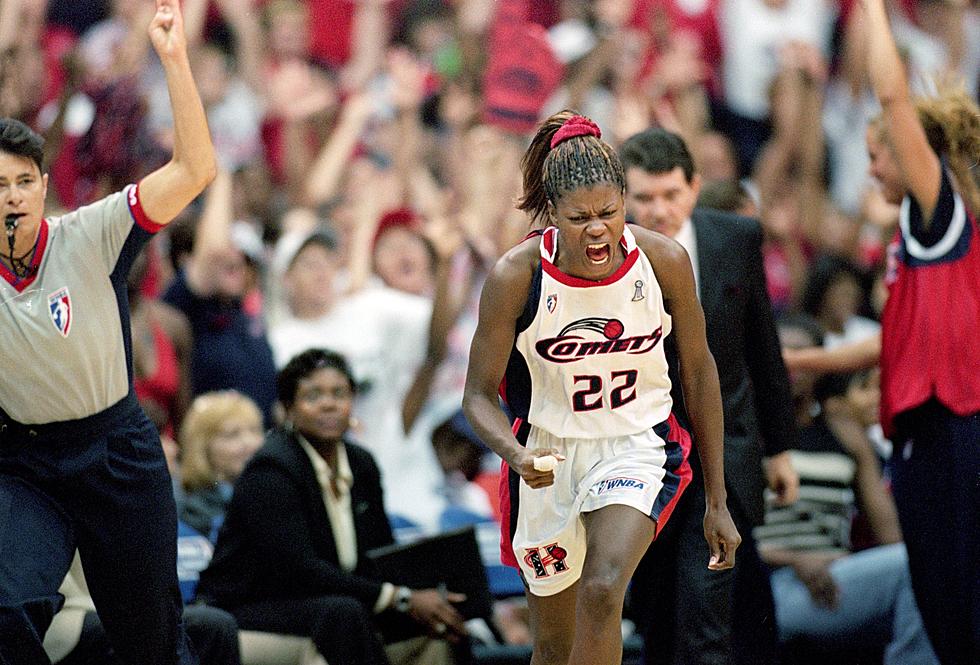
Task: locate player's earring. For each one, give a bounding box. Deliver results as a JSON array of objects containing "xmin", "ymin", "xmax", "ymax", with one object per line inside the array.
[{"xmin": 349, "ymin": 416, "xmax": 361, "ymax": 431}]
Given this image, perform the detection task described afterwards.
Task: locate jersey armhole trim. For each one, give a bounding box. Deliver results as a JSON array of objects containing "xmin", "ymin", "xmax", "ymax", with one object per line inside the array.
[{"xmin": 899, "ymin": 172, "xmax": 965, "ymax": 261}]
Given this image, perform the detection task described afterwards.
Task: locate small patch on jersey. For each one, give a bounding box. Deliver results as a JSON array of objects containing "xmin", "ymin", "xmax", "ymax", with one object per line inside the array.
[
  {"xmin": 546, "ymin": 293, "xmax": 558, "ymax": 313},
  {"xmin": 632, "ymin": 279, "xmax": 645, "ymax": 302},
  {"xmin": 48, "ymin": 287, "xmax": 72, "ymax": 337}
]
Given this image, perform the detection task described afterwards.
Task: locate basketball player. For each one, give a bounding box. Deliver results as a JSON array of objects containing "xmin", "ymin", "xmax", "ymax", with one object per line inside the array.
[
  {"xmin": 0, "ymin": 1, "xmax": 215, "ymax": 662},
  {"xmin": 462, "ymin": 111, "xmax": 739, "ymax": 665},
  {"xmin": 860, "ymin": 1, "xmax": 980, "ymax": 662}
]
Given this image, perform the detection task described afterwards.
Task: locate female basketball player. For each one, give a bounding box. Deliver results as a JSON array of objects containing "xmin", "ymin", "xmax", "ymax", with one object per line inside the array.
[
  {"xmin": 462, "ymin": 111, "xmax": 740, "ymax": 665},
  {"xmin": 859, "ymin": 2, "xmax": 980, "ymax": 662}
]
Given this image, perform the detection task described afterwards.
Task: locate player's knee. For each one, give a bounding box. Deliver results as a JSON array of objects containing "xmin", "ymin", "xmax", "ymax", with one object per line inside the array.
[{"xmin": 578, "ymin": 571, "xmax": 626, "ymax": 621}]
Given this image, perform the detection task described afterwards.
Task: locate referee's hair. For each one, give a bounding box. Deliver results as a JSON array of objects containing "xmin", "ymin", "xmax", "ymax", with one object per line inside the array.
[
  {"xmin": 0, "ymin": 118, "xmax": 44, "ymax": 172},
  {"xmin": 517, "ymin": 110, "xmax": 625, "ymax": 227}
]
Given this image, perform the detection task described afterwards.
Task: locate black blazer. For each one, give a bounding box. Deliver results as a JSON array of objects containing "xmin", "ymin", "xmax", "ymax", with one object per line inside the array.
[
  {"xmin": 665, "ymin": 208, "xmax": 796, "ymax": 526},
  {"xmin": 197, "ymin": 427, "xmax": 395, "ymax": 609}
]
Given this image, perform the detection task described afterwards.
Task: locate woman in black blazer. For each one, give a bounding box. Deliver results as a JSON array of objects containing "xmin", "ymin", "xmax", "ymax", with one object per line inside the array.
[{"xmin": 197, "ymin": 349, "xmax": 467, "ymax": 665}]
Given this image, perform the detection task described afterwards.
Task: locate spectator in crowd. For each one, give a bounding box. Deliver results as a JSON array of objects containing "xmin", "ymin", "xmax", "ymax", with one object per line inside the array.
[
  {"xmin": 859, "ymin": 1, "xmax": 980, "ymax": 662},
  {"xmin": 197, "ymin": 349, "xmax": 470, "ymax": 665},
  {"xmin": 757, "ymin": 368, "xmax": 938, "ymax": 664},
  {"xmin": 621, "ymin": 127, "xmax": 798, "ymax": 665},
  {"xmin": 799, "ymin": 254, "xmax": 879, "ymax": 349},
  {"xmin": 130, "ymin": 247, "xmax": 192, "ymax": 437},
  {"xmin": 178, "ymin": 390, "xmax": 264, "ymax": 539},
  {"xmin": 163, "ymin": 168, "xmax": 277, "ymax": 425}
]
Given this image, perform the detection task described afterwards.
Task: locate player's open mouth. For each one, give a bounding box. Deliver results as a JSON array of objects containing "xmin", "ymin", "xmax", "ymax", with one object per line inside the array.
[{"xmin": 586, "ymin": 243, "xmax": 610, "ymax": 264}]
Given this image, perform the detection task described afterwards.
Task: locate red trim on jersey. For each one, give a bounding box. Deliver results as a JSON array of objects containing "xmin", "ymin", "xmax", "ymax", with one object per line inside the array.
[
  {"xmin": 498, "ymin": 417, "xmax": 525, "ymax": 568},
  {"xmin": 128, "ymin": 182, "xmax": 166, "ymax": 234},
  {"xmin": 499, "ymin": 454, "xmax": 518, "ymax": 568},
  {"xmin": 652, "ymin": 412, "xmax": 694, "ymax": 539},
  {"xmin": 542, "ymin": 248, "xmax": 639, "ymax": 288},
  {"xmin": 0, "ymin": 218, "xmax": 49, "ymax": 292}
]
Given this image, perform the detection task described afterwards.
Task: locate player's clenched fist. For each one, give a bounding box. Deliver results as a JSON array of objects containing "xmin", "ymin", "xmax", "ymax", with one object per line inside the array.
[{"xmin": 510, "ymin": 448, "xmax": 565, "ymax": 489}]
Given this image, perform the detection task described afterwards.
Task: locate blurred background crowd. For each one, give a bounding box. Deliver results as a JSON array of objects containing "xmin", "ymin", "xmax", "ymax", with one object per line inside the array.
[{"xmin": 2, "ymin": 0, "xmax": 976, "ymax": 663}]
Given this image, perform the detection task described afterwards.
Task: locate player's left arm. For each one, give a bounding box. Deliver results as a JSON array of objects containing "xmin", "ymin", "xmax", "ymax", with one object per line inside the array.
[
  {"xmin": 137, "ymin": 0, "xmax": 216, "ymax": 226},
  {"xmin": 638, "ymin": 228, "xmax": 740, "ymax": 569}
]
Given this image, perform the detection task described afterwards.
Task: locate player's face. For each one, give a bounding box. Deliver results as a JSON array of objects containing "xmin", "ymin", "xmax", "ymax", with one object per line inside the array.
[
  {"xmin": 288, "ymin": 367, "xmax": 354, "ymax": 445},
  {"xmin": 208, "ymin": 417, "xmax": 264, "ymax": 483},
  {"xmin": 551, "ymin": 183, "xmax": 627, "ymax": 280},
  {"xmin": 0, "ymin": 151, "xmax": 48, "ymax": 243},
  {"xmin": 866, "ymin": 127, "xmax": 904, "ymax": 205},
  {"xmin": 624, "ymin": 166, "xmax": 700, "ymax": 238}
]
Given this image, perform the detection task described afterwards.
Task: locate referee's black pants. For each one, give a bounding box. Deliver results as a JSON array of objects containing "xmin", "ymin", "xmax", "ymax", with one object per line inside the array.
[
  {"xmin": 892, "ymin": 401, "xmax": 980, "ymax": 665},
  {"xmin": 0, "ymin": 393, "xmax": 197, "ymax": 665}
]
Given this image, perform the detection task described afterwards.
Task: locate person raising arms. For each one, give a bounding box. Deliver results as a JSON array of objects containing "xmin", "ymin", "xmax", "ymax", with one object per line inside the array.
[
  {"xmin": 859, "ymin": 1, "xmax": 980, "ymax": 663},
  {"xmin": 462, "ymin": 111, "xmax": 739, "ymax": 665}
]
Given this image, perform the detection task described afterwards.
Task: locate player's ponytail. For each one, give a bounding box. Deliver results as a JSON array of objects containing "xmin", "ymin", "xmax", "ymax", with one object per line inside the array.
[
  {"xmin": 517, "ymin": 110, "xmax": 626, "ymax": 227},
  {"xmin": 915, "ymin": 86, "xmax": 980, "ymax": 216}
]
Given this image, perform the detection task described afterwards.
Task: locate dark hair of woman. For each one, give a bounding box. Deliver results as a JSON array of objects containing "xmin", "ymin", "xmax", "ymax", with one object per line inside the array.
[{"xmin": 276, "ymin": 348, "xmax": 356, "ymax": 410}]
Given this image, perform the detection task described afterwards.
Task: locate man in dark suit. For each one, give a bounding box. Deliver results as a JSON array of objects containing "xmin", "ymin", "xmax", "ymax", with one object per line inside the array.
[
  {"xmin": 196, "ymin": 349, "xmax": 467, "ymax": 665},
  {"xmin": 620, "ymin": 128, "xmax": 799, "ymax": 665}
]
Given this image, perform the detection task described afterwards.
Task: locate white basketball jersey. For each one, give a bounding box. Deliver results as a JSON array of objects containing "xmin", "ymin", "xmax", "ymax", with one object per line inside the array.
[{"xmin": 514, "ymin": 226, "xmax": 673, "ymax": 439}]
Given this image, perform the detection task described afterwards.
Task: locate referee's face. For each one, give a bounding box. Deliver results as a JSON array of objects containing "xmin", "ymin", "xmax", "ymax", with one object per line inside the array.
[{"xmin": 0, "ymin": 151, "xmax": 48, "ymax": 248}]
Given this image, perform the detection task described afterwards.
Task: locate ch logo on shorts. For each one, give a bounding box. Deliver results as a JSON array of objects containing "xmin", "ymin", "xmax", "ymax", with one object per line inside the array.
[
  {"xmin": 593, "ymin": 476, "xmax": 646, "ymax": 495},
  {"xmin": 524, "ymin": 543, "xmax": 569, "ymax": 579}
]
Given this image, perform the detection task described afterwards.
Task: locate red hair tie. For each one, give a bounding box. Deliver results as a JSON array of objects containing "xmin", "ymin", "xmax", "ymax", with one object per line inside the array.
[{"xmin": 550, "ymin": 115, "xmax": 602, "ymax": 149}]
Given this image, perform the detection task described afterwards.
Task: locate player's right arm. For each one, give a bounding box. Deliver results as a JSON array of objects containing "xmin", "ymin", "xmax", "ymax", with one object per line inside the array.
[{"xmin": 463, "ymin": 241, "xmax": 562, "ymax": 489}]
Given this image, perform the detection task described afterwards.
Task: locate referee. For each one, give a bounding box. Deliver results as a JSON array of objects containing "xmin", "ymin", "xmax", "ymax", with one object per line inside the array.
[{"xmin": 0, "ymin": 1, "xmax": 215, "ymax": 663}]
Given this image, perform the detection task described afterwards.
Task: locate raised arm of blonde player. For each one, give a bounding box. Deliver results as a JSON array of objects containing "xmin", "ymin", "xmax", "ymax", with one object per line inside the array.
[
  {"xmin": 859, "ymin": 0, "xmax": 940, "ymax": 220},
  {"xmin": 138, "ymin": 0, "xmax": 216, "ymax": 225}
]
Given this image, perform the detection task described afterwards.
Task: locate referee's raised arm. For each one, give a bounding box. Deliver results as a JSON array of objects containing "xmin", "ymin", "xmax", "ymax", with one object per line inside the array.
[{"xmin": 137, "ymin": 0, "xmax": 217, "ymax": 227}]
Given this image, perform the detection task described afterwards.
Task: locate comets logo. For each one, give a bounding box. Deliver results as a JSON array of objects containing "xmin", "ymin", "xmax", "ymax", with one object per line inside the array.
[{"xmin": 534, "ymin": 317, "xmax": 663, "ymax": 363}]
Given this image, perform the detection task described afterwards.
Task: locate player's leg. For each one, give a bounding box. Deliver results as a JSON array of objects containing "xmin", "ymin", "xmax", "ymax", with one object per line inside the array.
[
  {"xmin": 0, "ymin": 475, "xmax": 76, "ymax": 665},
  {"xmin": 526, "ymin": 583, "xmax": 578, "ymax": 665},
  {"xmin": 70, "ymin": 413, "xmax": 196, "ymax": 665},
  {"xmin": 566, "ymin": 504, "xmax": 658, "ymax": 665}
]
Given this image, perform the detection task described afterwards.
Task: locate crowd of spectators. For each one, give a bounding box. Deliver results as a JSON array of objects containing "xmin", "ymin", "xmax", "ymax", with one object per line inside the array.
[{"xmin": 2, "ymin": 0, "xmax": 975, "ymax": 663}]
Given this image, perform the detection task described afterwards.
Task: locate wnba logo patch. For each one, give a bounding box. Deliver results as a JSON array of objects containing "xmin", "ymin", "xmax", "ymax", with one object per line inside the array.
[
  {"xmin": 593, "ymin": 476, "xmax": 646, "ymax": 495},
  {"xmin": 48, "ymin": 287, "xmax": 72, "ymax": 337}
]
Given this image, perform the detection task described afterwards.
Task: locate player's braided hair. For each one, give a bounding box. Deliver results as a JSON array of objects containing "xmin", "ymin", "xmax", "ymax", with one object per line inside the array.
[{"xmin": 517, "ymin": 110, "xmax": 626, "ymax": 227}]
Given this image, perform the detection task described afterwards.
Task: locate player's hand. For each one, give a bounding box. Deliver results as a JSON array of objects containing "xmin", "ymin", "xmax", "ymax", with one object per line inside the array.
[
  {"xmin": 407, "ymin": 588, "xmax": 468, "ymax": 642},
  {"xmin": 704, "ymin": 504, "xmax": 740, "ymax": 570},
  {"xmin": 511, "ymin": 448, "xmax": 565, "ymax": 489},
  {"xmin": 148, "ymin": 0, "xmax": 187, "ymax": 61}
]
